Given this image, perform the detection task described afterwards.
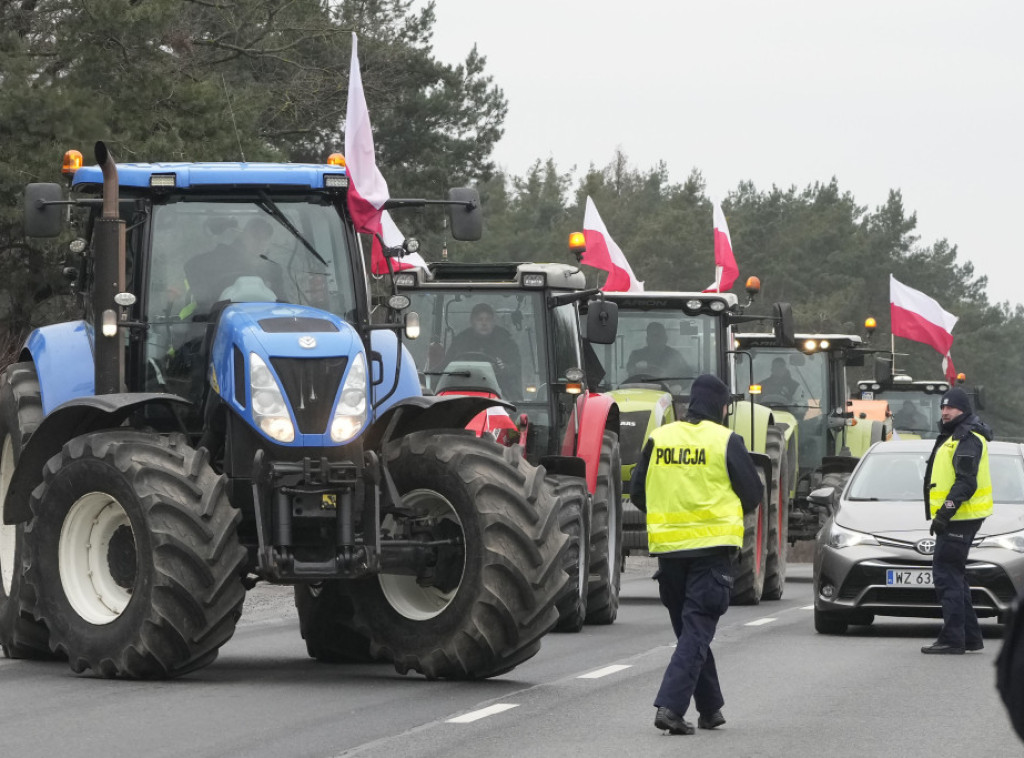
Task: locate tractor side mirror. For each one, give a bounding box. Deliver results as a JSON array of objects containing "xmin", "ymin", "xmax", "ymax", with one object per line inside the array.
[
  {"xmin": 773, "ymin": 302, "xmax": 795, "ymax": 347},
  {"xmin": 874, "ymin": 354, "xmax": 893, "ymax": 385},
  {"xmin": 585, "ymin": 299, "xmax": 618, "ymax": 344},
  {"xmin": 447, "ymin": 187, "xmax": 482, "ymax": 241},
  {"xmin": 24, "ymin": 183, "xmax": 65, "ymax": 238},
  {"xmin": 973, "ymin": 384, "xmax": 986, "ymax": 411}
]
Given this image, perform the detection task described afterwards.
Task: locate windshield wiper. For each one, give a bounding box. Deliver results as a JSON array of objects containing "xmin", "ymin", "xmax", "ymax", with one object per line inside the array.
[{"xmin": 256, "ymin": 192, "xmax": 328, "ymax": 266}]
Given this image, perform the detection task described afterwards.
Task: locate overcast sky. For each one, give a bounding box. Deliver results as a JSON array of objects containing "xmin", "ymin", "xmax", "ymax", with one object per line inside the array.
[{"xmin": 428, "ymin": 1, "xmax": 1024, "ymax": 309}]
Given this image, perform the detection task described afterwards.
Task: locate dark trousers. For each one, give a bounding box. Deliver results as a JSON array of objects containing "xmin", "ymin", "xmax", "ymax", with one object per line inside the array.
[
  {"xmin": 653, "ymin": 552, "xmax": 733, "ymax": 716},
  {"xmin": 932, "ymin": 518, "xmax": 983, "ymax": 648}
]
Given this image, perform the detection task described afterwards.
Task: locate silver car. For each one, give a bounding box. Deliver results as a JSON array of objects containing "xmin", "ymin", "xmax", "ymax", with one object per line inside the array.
[{"xmin": 813, "ymin": 439, "xmax": 1024, "ymax": 634}]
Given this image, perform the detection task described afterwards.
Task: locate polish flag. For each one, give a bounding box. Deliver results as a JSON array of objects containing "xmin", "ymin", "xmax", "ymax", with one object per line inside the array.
[
  {"xmin": 890, "ymin": 274, "xmax": 958, "ymax": 377},
  {"xmin": 370, "ymin": 210, "xmax": 428, "ymax": 274},
  {"xmin": 581, "ymin": 197, "xmax": 643, "ymax": 292},
  {"xmin": 703, "ymin": 200, "xmax": 739, "ymax": 293},
  {"xmin": 344, "ymin": 33, "xmax": 393, "ymax": 274}
]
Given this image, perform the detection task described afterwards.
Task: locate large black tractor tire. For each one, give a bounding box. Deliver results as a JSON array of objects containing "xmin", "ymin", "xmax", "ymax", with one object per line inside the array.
[
  {"xmin": 350, "ymin": 431, "xmax": 566, "ymax": 680},
  {"xmin": 731, "ymin": 466, "xmax": 769, "ymax": 605},
  {"xmin": 762, "ymin": 425, "xmax": 790, "ymax": 601},
  {"xmin": 585, "ymin": 431, "xmax": 623, "ymax": 625},
  {"xmin": 294, "ymin": 581, "xmax": 378, "ymax": 663},
  {"xmin": 0, "ymin": 363, "xmax": 54, "ymax": 659},
  {"xmin": 550, "ymin": 475, "xmax": 590, "ymax": 633},
  {"xmin": 25, "ymin": 431, "xmax": 247, "ymax": 679}
]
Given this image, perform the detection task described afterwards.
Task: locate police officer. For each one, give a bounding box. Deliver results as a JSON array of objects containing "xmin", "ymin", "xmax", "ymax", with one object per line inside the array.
[
  {"xmin": 922, "ymin": 387, "xmax": 994, "ymax": 654},
  {"xmin": 630, "ymin": 374, "xmax": 762, "ymax": 734}
]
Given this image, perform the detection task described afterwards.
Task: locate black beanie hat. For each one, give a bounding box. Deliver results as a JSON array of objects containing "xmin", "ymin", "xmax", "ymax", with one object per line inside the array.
[
  {"xmin": 689, "ymin": 374, "xmax": 731, "ymax": 419},
  {"xmin": 940, "ymin": 388, "xmax": 972, "ymax": 414}
]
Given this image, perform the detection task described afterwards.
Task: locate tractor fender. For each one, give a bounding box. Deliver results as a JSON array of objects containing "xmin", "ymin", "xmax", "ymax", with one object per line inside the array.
[
  {"xmin": 361, "ymin": 394, "xmax": 516, "ymax": 452},
  {"xmin": 24, "ymin": 321, "xmax": 96, "ymax": 415},
  {"xmin": 369, "ymin": 329, "xmax": 422, "ymax": 416},
  {"xmin": 730, "ymin": 400, "xmax": 775, "ymax": 454},
  {"xmin": 3, "ymin": 392, "xmax": 191, "ymax": 524},
  {"xmin": 561, "ymin": 392, "xmax": 619, "ymax": 495}
]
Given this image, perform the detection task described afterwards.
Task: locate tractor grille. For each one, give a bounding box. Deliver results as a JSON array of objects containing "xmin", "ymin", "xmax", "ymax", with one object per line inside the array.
[
  {"xmin": 618, "ymin": 411, "xmax": 652, "ymax": 466},
  {"xmin": 270, "ymin": 357, "xmax": 346, "ymax": 435}
]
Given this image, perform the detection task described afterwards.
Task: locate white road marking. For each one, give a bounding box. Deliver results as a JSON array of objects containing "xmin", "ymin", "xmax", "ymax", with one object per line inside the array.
[
  {"xmin": 446, "ymin": 704, "xmax": 519, "ymax": 723},
  {"xmin": 578, "ymin": 664, "xmax": 632, "ymax": 679},
  {"xmin": 745, "ymin": 617, "xmax": 777, "ymax": 626},
  {"xmin": 801, "ymin": 605, "xmax": 814, "ymax": 610}
]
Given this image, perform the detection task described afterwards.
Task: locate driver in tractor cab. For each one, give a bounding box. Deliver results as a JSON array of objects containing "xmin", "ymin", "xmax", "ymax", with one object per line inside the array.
[
  {"xmin": 184, "ymin": 216, "xmax": 286, "ymax": 314},
  {"xmin": 437, "ymin": 302, "xmax": 523, "ymax": 399},
  {"xmin": 893, "ymin": 399, "xmax": 928, "ymax": 431},
  {"xmin": 758, "ymin": 357, "xmax": 798, "ymax": 401},
  {"xmin": 627, "ymin": 322, "xmax": 689, "ymax": 379}
]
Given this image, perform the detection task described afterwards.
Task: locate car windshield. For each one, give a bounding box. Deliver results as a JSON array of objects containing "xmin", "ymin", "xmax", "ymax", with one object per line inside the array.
[{"xmin": 847, "ymin": 450, "xmax": 1024, "ymax": 504}]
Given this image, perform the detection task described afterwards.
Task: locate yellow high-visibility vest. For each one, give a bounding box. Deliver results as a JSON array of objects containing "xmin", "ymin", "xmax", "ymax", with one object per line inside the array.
[
  {"xmin": 645, "ymin": 420, "xmax": 744, "ymax": 553},
  {"xmin": 929, "ymin": 432, "xmax": 993, "ymax": 520}
]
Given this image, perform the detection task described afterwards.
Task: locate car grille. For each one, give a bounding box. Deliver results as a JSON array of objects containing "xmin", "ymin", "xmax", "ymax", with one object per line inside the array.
[{"xmin": 838, "ymin": 560, "xmax": 1017, "ymax": 609}]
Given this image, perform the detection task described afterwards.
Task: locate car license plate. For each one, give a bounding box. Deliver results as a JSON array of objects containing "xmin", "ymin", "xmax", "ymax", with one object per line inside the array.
[{"xmin": 886, "ymin": 569, "xmax": 933, "ymax": 586}]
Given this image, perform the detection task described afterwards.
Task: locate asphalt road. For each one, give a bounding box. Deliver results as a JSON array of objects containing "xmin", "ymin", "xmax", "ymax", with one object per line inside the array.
[{"xmin": 1, "ymin": 561, "xmax": 1020, "ymax": 758}]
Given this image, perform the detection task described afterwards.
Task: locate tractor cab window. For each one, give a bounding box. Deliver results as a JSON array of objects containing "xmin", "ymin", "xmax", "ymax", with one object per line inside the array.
[
  {"xmin": 141, "ymin": 198, "xmax": 358, "ymax": 424},
  {"xmin": 594, "ymin": 309, "xmax": 714, "ymax": 396},
  {"xmin": 887, "ymin": 392, "xmax": 939, "ymax": 436},
  {"xmin": 404, "ymin": 290, "xmax": 546, "ymax": 403},
  {"xmin": 743, "ymin": 348, "xmax": 829, "ymax": 469}
]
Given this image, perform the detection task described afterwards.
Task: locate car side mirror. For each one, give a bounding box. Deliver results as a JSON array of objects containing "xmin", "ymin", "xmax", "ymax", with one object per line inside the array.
[{"xmin": 808, "ymin": 486, "xmax": 836, "ymax": 513}]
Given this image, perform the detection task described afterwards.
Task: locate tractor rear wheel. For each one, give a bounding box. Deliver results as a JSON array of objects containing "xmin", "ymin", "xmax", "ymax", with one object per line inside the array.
[
  {"xmin": 731, "ymin": 465, "xmax": 769, "ymax": 605},
  {"xmin": 585, "ymin": 431, "xmax": 623, "ymax": 625},
  {"xmin": 0, "ymin": 363, "xmax": 54, "ymax": 659},
  {"xmin": 25, "ymin": 431, "xmax": 247, "ymax": 678},
  {"xmin": 550, "ymin": 475, "xmax": 590, "ymax": 633},
  {"xmin": 762, "ymin": 425, "xmax": 789, "ymax": 601},
  {"xmin": 294, "ymin": 581, "xmax": 378, "ymax": 663},
  {"xmin": 351, "ymin": 431, "xmax": 565, "ymax": 679}
]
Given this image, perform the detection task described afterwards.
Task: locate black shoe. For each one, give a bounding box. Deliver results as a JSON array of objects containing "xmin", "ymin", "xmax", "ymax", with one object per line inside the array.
[
  {"xmin": 698, "ymin": 710, "xmax": 726, "ymax": 730},
  {"xmin": 655, "ymin": 707, "xmax": 695, "ymax": 735},
  {"xmin": 966, "ymin": 641, "xmax": 985, "ymax": 652},
  {"xmin": 921, "ymin": 641, "xmax": 965, "ymax": 655}
]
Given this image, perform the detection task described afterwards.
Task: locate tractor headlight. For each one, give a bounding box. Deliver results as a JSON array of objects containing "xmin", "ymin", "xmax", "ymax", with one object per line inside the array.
[
  {"xmin": 249, "ymin": 353, "xmax": 294, "ymax": 443},
  {"xmin": 331, "ymin": 353, "xmax": 367, "ymax": 443}
]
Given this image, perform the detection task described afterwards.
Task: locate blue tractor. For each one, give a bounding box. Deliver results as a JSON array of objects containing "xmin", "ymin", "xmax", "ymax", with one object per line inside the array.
[{"xmin": 0, "ymin": 143, "xmax": 568, "ymax": 679}]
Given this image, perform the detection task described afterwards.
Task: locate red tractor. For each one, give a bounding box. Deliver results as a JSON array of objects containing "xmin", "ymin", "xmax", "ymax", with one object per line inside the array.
[{"xmin": 394, "ymin": 262, "xmax": 622, "ymax": 630}]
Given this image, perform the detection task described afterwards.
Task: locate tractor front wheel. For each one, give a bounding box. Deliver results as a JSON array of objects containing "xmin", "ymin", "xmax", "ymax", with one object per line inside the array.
[
  {"xmin": 731, "ymin": 465, "xmax": 769, "ymax": 605},
  {"xmin": 25, "ymin": 431, "xmax": 247, "ymax": 678},
  {"xmin": 351, "ymin": 432, "xmax": 566, "ymax": 679},
  {"xmin": 762, "ymin": 425, "xmax": 790, "ymax": 601},
  {"xmin": 294, "ymin": 581, "xmax": 378, "ymax": 663},
  {"xmin": 550, "ymin": 475, "xmax": 590, "ymax": 633}
]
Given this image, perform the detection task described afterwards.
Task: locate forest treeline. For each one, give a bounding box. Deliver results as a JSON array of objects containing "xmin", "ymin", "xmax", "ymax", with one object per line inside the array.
[{"xmin": 2, "ymin": 0, "xmax": 1021, "ymax": 435}]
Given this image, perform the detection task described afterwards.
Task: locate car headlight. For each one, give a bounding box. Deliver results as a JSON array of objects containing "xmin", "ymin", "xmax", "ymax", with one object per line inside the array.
[
  {"xmin": 331, "ymin": 352, "xmax": 367, "ymax": 443},
  {"xmin": 250, "ymin": 354, "xmax": 294, "ymax": 443},
  {"xmin": 978, "ymin": 530, "xmax": 1024, "ymax": 553},
  {"xmin": 827, "ymin": 523, "xmax": 879, "ymax": 549}
]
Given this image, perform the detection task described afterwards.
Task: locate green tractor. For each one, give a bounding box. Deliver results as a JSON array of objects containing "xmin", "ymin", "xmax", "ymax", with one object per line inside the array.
[
  {"xmin": 583, "ymin": 285, "xmax": 796, "ymax": 604},
  {"xmin": 732, "ymin": 332, "xmax": 893, "ymax": 543}
]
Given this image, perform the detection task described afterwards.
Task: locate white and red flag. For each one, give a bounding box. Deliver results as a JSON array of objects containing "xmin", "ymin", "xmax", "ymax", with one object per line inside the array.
[
  {"xmin": 345, "ymin": 34, "xmax": 425, "ymax": 274},
  {"xmin": 581, "ymin": 197, "xmax": 643, "ymax": 292},
  {"xmin": 372, "ymin": 210, "xmax": 427, "ymax": 273},
  {"xmin": 703, "ymin": 200, "xmax": 739, "ymax": 293},
  {"xmin": 889, "ymin": 274, "xmax": 958, "ymax": 381}
]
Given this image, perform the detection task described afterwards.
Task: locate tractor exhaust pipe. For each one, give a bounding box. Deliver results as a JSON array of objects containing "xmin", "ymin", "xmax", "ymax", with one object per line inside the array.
[{"xmin": 93, "ymin": 141, "xmax": 126, "ymax": 395}]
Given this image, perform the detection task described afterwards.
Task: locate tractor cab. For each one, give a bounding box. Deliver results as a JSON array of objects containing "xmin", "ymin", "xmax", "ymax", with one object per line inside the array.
[
  {"xmin": 733, "ymin": 332, "xmax": 892, "ymax": 540},
  {"xmin": 858, "ymin": 375, "xmax": 948, "ymax": 439},
  {"xmin": 394, "ymin": 262, "xmax": 618, "ymax": 467}
]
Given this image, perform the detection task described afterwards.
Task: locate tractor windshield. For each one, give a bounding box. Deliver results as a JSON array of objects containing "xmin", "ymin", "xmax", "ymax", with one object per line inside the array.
[
  {"xmin": 743, "ymin": 347, "xmax": 830, "ymax": 468},
  {"xmin": 140, "ymin": 197, "xmax": 359, "ymax": 416},
  {"xmin": 592, "ymin": 309, "xmax": 718, "ymax": 396},
  {"xmin": 877, "ymin": 390, "xmax": 940, "ymax": 437}
]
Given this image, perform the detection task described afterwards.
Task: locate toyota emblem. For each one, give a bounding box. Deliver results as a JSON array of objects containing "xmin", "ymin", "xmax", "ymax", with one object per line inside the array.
[
  {"xmin": 916, "ymin": 538, "xmax": 936, "ymax": 556},
  {"xmin": 298, "ymin": 335, "xmax": 317, "ymax": 349}
]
